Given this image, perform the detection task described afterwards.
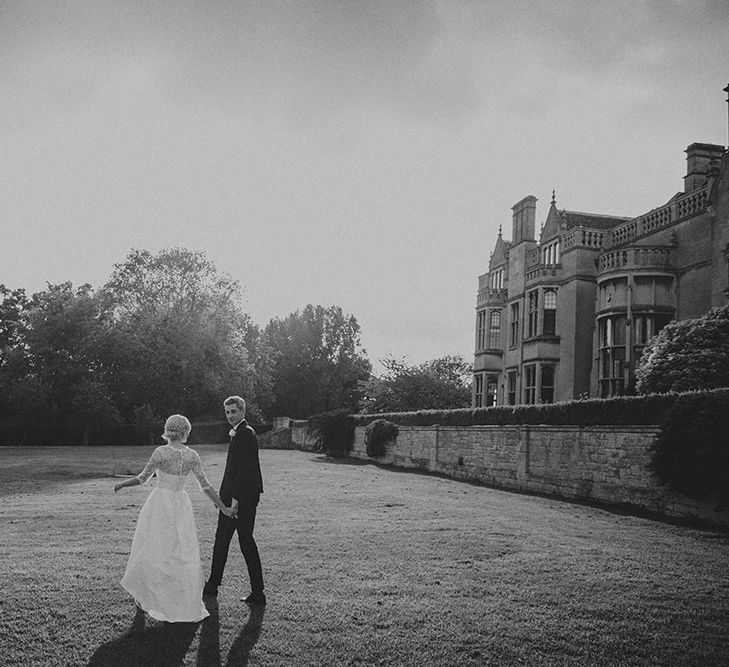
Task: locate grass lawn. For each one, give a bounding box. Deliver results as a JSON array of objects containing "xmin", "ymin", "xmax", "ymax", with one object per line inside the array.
[{"xmin": 1, "ymin": 445, "xmax": 728, "ymax": 666}]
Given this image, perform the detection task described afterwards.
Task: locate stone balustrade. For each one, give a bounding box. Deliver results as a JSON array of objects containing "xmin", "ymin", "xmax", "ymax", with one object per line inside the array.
[
  {"xmin": 606, "ymin": 186, "xmax": 708, "ymax": 248},
  {"xmin": 598, "ymin": 245, "xmax": 675, "ymax": 274},
  {"xmin": 561, "ymin": 228, "xmax": 605, "ymax": 251},
  {"xmin": 525, "ymin": 263, "xmax": 561, "ymax": 282}
]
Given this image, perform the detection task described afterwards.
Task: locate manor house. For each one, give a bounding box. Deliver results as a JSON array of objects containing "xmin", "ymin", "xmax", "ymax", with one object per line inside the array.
[{"xmin": 473, "ymin": 141, "xmax": 729, "ymax": 406}]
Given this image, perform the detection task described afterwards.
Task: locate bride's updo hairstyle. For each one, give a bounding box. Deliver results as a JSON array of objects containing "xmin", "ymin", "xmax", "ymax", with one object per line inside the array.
[{"xmin": 163, "ymin": 414, "xmax": 192, "ymax": 443}]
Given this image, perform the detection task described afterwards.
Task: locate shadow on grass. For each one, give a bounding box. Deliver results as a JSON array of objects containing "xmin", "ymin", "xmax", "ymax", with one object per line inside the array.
[
  {"xmin": 197, "ymin": 603, "xmax": 265, "ymax": 667},
  {"xmin": 87, "ymin": 608, "xmax": 199, "ymax": 667}
]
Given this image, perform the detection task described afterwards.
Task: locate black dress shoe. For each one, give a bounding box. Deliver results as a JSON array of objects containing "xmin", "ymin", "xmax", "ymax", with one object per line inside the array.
[
  {"xmin": 243, "ymin": 592, "xmax": 266, "ymax": 605},
  {"xmin": 203, "ymin": 583, "xmax": 218, "ymax": 597}
]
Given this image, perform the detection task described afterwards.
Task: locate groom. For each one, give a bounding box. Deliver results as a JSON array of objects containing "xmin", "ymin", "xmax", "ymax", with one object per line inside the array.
[{"xmin": 203, "ymin": 395, "xmax": 265, "ymax": 605}]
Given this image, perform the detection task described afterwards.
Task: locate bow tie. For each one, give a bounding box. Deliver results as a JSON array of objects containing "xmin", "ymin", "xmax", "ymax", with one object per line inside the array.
[{"xmin": 229, "ymin": 428, "xmax": 237, "ymax": 438}]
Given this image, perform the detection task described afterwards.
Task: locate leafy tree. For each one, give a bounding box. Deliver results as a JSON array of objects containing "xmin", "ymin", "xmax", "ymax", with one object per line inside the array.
[
  {"xmin": 21, "ymin": 282, "xmax": 115, "ymax": 420},
  {"xmin": 0, "ymin": 285, "xmax": 28, "ymax": 365},
  {"xmin": 101, "ymin": 247, "xmax": 262, "ymax": 420},
  {"xmin": 636, "ymin": 306, "xmax": 729, "ymax": 394},
  {"xmin": 0, "ymin": 285, "xmax": 30, "ymax": 418},
  {"xmin": 0, "ymin": 281, "xmax": 125, "ymax": 438},
  {"xmin": 362, "ymin": 354, "xmax": 473, "ymax": 413},
  {"xmin": 263, "ymin": 305, "xmax": 371, "ymax": 418}
]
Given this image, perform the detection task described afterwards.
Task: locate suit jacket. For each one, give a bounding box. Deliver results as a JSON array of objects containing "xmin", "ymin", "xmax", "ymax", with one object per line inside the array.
[{"xmin": 219, "ymin": 419, "xmax": 263, "ymax": 505}]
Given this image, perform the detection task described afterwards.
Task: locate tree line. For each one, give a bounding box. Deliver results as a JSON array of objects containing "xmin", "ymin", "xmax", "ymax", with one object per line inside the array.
[{"xmin": 0, "ymin": 247, "xmax": 472, "ymax": 437}]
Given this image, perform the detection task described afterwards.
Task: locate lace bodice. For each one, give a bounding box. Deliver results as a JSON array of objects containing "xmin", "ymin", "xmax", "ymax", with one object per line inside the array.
[{"xmin": 135, "ymin": 444, "xmax": 214, "ymax": 493}]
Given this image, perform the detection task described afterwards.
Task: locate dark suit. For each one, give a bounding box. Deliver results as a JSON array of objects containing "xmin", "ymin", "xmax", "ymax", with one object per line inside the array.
[{"xmin": 208, "ymin": 419, "xmax": 264, "ymax": 594}]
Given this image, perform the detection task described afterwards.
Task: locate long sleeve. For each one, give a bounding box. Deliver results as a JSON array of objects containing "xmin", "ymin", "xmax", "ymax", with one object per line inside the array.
[
  {"xmin": 191, "ymin": 451, "xmax": 214, "ymax": 494},
  {"xmin": 134, "ymin": 446, "xmax": 164, "ymax": 485}
]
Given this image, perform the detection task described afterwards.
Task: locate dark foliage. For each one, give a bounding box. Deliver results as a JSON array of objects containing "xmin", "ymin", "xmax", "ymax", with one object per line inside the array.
[
  {"xmin": 650, "ymin": 391, "xmax": 729, "ymax": 507},
  {"xmin": 307, "ymin": 408, "xmax": 355, "ymax": 458},
  {"xmin": 353, "ymin": 391, "xmax": 716, "ymax": 427},
  {"xmin": 0, "ymin": 420, "xmax": 273, "ymax": 446},
  {"xmin": 362, "ymin": 354, "xmax": 472, "ymax": 413},
  {"xmin": 364, "ymin": 419, "xmax": 399, "ymax": 458},
  {"xmin": 636, "ymin": 305, "xmax": 729, "ymax": 394},
  {"xmin": 263, "ymin": 304, "xmax": 371, "ymax": 419}
]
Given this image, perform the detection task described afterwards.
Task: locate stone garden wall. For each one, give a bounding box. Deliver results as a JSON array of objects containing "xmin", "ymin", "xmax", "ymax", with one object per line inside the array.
[{"xmin": 288, "ymin": 422, "xmax": 728, "ymax": 528}]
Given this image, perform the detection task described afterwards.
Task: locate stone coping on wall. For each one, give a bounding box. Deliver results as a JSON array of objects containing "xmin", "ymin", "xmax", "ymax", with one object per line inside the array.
[{"xmin": 345, "ymin": 423, "xmax": 728, "ymax": 529}]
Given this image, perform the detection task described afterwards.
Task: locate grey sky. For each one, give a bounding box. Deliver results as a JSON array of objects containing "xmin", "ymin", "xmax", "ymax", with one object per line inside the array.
[{"xmin": 2, "ymin": 1, "xmax": 728, "ymax": 369}]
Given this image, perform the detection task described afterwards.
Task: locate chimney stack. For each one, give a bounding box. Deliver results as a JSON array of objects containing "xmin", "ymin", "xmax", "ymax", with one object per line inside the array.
[
  {"xmin": 511, "ymin": 195, "xmax": 537, "ymax": 245},
  {"xmin": 684, "ymin": 143, "xmax": 725, "ymax": 193}
]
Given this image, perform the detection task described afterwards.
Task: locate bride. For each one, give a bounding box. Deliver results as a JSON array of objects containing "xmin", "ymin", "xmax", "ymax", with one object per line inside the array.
[{"xmin": 114, "ymin": 414, "xmax": 235, "ymax": 622}]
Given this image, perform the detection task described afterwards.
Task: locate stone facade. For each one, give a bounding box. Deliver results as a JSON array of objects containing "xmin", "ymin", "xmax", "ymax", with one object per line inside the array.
[
  {"xmin": 344, "ymin": 423, "xmax": 729, "ymax": 528},
  {"xmin": 474, "ymin": 142, "xmax": 729, "ymax": 405}
]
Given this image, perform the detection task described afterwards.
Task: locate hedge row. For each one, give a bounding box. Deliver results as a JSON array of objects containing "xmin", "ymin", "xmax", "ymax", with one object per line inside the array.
[{"xmin": 353, "ymin": 389, "xmax": 729, "ymax": 428}]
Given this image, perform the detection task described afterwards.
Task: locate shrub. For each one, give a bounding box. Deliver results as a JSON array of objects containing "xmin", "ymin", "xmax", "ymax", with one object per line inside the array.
[
  {"xmin": 364, "ymin": 419, "xmax": 399, "ymax": 458},
  {"xmin": 307, "ymin": 409, "xmax": 355, "ymax": 458},
  {"xmin": 636, "ymin": 305, "xmax": 729, "ymax": 394},
  {"xmin": 650, "ymin": 390, "xmax": 729, "ymax": 508}
]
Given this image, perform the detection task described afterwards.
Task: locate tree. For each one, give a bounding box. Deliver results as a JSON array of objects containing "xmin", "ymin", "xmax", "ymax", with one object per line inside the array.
[
  {"xmin": 101, "ymin": 247, "xmax": 262, "ymax": 420},
  {"xmin": 263, "ymin": 305, "xmax": 372, "ymax": 418},
  {"xmin": 362, "ymin": 354, "xmax": 473, "ymax": 413},
  {"xmin": 21, "ymin": 282, "xmax": 115, "ymax": 420},
  {"xmin": 0, "ymin": 281, "xmax": 125, "ymax": 438},
  {"xmin": 0, "ymin": 285, "xmax": 28, "ymax": 365},
  {"xmin": 635, "ymin": 306, "xmax": 729, "ymax": 394},
  {"xmin": 0, "ymin": 285, "xmax": 30, "ymax": 418}
]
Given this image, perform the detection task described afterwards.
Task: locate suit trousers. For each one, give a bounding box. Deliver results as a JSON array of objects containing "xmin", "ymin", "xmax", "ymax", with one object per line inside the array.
[{"xmin": 209, "ymin": 498, "xmax": 264, "ymax": 593}]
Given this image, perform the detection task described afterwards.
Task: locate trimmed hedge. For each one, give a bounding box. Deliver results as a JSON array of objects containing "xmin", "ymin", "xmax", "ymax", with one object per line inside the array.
[{"xmin": 354, "ymin": 389, "xmax": 729, "ymax": 428}]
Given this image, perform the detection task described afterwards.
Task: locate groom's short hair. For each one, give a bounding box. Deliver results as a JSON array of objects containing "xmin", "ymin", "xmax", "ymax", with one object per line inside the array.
[{"xmin": 224, "ymin": 395, "xmax": 246, "ymax": 414}]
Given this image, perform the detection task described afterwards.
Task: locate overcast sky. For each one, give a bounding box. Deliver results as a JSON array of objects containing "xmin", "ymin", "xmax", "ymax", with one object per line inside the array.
[{"xmin": 2, "ymin": 1, "xmax": 728, "ymax": 370}]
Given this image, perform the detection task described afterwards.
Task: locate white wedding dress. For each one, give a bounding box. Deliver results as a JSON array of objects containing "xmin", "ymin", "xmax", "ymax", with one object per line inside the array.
[{"xmin": 121, "ymin": 444, "xmax": 213, "ymax": 622}]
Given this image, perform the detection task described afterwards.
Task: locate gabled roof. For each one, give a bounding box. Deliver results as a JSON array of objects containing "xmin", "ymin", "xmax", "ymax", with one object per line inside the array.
[
  {"xmin": 540, "ymin": 199, "xmax": 563, "ymax": 243},
  {"xmin": 538, "ymin": 192, "xmax": 632, "ymax": 242},
  {"xmin": 560, "ymin": 210, "xmax": 633, "ymax": 230},
  {"xmin": 489, "ymin": 227, "xmax": 511, "ymax": 268}
]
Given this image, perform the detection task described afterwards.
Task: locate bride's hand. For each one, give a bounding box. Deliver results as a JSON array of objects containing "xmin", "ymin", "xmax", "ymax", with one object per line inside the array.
[{"xmin": 221, "ymin": 506, "xmax": 236, "ymax": 518}]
